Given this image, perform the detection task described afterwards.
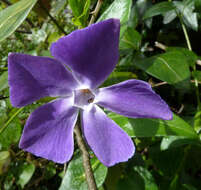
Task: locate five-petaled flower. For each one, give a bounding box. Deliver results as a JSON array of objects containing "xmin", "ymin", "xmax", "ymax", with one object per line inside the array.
[{"xmin": 8, "ymin": 19, "xmax": 172, "ymax": 167}]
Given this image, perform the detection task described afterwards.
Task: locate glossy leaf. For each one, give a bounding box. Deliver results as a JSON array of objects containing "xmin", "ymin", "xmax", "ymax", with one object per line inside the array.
[
  {"xmin": 17, "ymin": 163, "xmax": 35, "ymax": 188},
  {"xmin": 0, "ymin": 0, "xmax": 37, "ymax": 42},
  {"xmin": 69, "ymin": 0, "xmax": 90, "ymax": 27},
  {"xmin": 134, "ymin": 166, "xmax": 158, "ymax": 190},
  {"xmin": 143, "ymin": 2, "xmax": 175, "ymax": 20},
  {"xmin": 134, "ymin": 51, "xmax": 191, "ymax": 87},
  {"xmin": 98, "ymin": 0, "xmax": 132, "ymax": 36},
  {"xmin": 174, "ymin": 1, "xmax": 198, "ymax": 31},
  {"xmin": 108, "ymin": 112, "xmax": 198, "ymax": 139},
  {"xmin": 163, "ymin": 10, "xmax": 177, "ymax": 24},
  {"xmin": 59, "ymin": 153, "xmax": 108, "ymax": 190},
  {"xmin": 160, "ymin": 136, "xmax": 201, "ymax": 151},
  {"xmin": 166, "ymin": 47, "xmax": 197, "ymax": 67},
  {"xmin": 119, "ymin": 27, "xmax": 142, "ymax": 50}
]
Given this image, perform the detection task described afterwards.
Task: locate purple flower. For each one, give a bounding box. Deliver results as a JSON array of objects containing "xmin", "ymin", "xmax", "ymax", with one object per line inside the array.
[{"xmin": 8, "ymin": 19, "xmax": 172, "ymax": 167}]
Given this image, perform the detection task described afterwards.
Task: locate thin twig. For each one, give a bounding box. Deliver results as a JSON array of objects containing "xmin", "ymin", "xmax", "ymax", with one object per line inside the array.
[
  {"xmin": 16, "ymin": 30, "xmax": 32, "ymax": 34},
  {"xmin": 152, "ymin": 80, "xmax": 201, "ymax": 88},
  {"xmin": 196, "ymin": 60, "xmax": 201, "ymax": 66},
  {"xmin": 39, "ymin": 2, "xmax": 67, "ymax": 35},
  {"xmin": 89, "ymin": 0, "xmax": 103, "ymax": 25},
  {"xmin": 155, "ymin": 41, "xmax": 167, "ymax": 51},
  {"xmin": 152, "ymin": 81, "xmax": 167, "ymax": 87},
  {"xmin": 74, "ymin": 124, "xmax": 98, "ymax": 190}
]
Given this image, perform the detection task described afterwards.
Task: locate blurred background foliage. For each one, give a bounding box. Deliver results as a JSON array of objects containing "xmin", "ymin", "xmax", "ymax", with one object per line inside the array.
[{"xmin": 0, "ymin": 0, "xmax": 201, "ymax": 189}]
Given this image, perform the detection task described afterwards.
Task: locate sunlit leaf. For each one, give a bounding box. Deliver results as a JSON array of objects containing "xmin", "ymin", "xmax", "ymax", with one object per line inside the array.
[
  {"xmin": 108, "ymin": 112, "xmax": 198, "ymax": 139},
  {"xmin": 0, "ymin": 0, "xmax": 37, "ymax": 42},
  {"xmin": 98, "ymin": 0, "xmax": 132, "ymax": 37},
  {"xmin": 17, "ymin": 163, "xmax": 35, "ymax": 188}
]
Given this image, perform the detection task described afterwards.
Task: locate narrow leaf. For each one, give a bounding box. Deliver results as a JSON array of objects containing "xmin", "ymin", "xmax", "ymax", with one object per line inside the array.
[{"xmin": 0, "ymin": 0, "xmax": 37, "ymax": 42}]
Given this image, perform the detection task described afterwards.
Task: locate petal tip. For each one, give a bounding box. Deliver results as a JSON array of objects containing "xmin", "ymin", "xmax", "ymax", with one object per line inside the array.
[
  {"xmin": 104, "ymin": 144, "xmax": 135, "ymax": 167},
  {"xmin": 163, "ymin": 110, "xmax": 173, "ymax": 120}
]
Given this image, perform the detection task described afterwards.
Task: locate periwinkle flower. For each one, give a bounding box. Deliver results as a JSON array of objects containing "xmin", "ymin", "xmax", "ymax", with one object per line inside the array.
[{"xmin": 8, "ymin": 19, "xmax": 172, "ymax": 167}]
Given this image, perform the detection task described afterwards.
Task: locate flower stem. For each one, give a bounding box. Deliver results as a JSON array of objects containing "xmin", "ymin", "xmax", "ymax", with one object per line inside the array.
[
  {"xmin": 74, "ymin": 124, "xmax": 98, "ymax": 190},
  {"xmin": 89, "ymin": 0, "xmax": 103, "ymax": 25},
  {"xmin": 180, "ymin": 18, "xmax": 201, "ymax": 110}
]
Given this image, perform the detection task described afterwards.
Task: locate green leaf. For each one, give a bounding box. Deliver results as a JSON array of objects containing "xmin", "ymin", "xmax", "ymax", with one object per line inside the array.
[
  {"xmin": 59, "ymin": 153, "xmax": 108, "ymax": 190},
  {"xmin": 163, "ymin": 10, "xmax": 177, "ymax": 24},
  {"xmin": 17, "ymin": 163, "xmax": 35, "ymax": 188},
  {"xmin": 69, "ymin": 0, "xmax": 90, "ymax": 27},
  {"xmin": 194, "ymin": 110, "xmax": 201, "ymax": 134},
  {"xmin": 160, "ymin": 136, "xmax": 201, "ymax": 151},
  {"xmin": 166, "ymin": 47, "xmax": 197, "ymax": 67},
  {"xmin": 97, "ymin": 0, "xmax": 132, "ymax": 37},
  {"xmin": 134, "ymin": 166, "xmax": 158, "ymax": 190},
  {"xmin": 174, "ymin": 1, "xmax": 198, "ymax": 31},
  {"xmin": 192, "ymin": 71, "xmax": 201, "ymax": 83},
  {"xmin": 52, "ymin": 0, "xmax": 68, "ymax": 16},
  {"xmin": 117, "ymin": 166, "xmax": 158, "ymax": 190},
  {"xmin": 143, "ymin": 2, "xmax": 175, "ymax": 20},
  {"xmin": 182, "ymin": 184, "xmax": 197, "ymax": 190},
  {"xmin": 0, "ymin": 118, "xmax": 22, "ymax": 149},
  {"xmin": 119, "ymin": 27, "xmax": 142, "ymax": 50},
  {"xmin": 0, "ymin": 71, "xmax": 8, "ymax": 91},
  {"xmin": 134, "ymin": 51, "xmax": 191, "ymax": 88},
  {"xmin": 0, "ymin": 0, "xmax": 38, "ymax": 42},
  {"xmin": 108, "ymin": 113, "xmax": 198, "ymax": 138},
  {"xmin": 117, "ymin": 171, "xmax": 144, "ymax": 190},
  {"xmin": 195, "ymin": 0, "xmax": 201, "ymax": 12}
]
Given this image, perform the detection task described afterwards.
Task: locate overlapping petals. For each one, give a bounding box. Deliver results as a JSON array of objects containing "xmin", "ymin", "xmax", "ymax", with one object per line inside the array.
[
  {"xmin": 8, "ymin": 53, "xmax": 78, "ymax": 107},
  {"xmin": 95, "ymin": 80, "xmax": 172, "ymax": 120},
  {"xmin": 19, "ymin": 98, "xmax": 78, "ymax": 163},
  {"xmin": 50, "ymin": 19, "xmax": 120, "ymax": 89},
  {"xmin": 8, "ymin": 18, "xmax": 172, "ymax": 167},
  {"xmin": 81, "ymin": 105, "xmax": 134, "ymax": 167}
]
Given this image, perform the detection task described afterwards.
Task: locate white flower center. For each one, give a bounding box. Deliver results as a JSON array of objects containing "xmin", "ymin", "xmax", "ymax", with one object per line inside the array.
[{"xmin": 73, "ymin": 89, "xmax": 95, "ymax": 109}]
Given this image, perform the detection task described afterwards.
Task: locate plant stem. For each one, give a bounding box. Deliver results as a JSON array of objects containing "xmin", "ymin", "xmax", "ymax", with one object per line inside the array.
[
  {"xmin": 89, "ymin": 0, "xmax": 103, "ymax": 25},
  {"xmin": 181, "ymin": 22, "xmax": 192, "ymax": 51},
  {"xmin": 0, "ymin": 108, "xmax": 23, "ymax": 134},
  {"xmin": 74, "ymin": 124, "xmax": 98, "ymax": 190},
  {"xmin": 180, "ymin": 20, "xmax": 201, "ymax": 110},
  {"xmin": 39, "ymin": 2, "xmax": 67, "ymax": 35},
  {"xmin": 73, "ymin": 2, "xmax": 104, "ymax": 189}
]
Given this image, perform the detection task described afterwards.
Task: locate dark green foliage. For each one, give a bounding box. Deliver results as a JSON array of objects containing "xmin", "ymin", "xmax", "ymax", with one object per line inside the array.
[{"xmin": 0, "ymin": 0, "xmax": 201, "ymax": 189}]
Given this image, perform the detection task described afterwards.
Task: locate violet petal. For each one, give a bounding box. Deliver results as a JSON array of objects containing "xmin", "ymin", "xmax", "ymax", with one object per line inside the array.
[
  {"xmin": 96, "ymin": 79, "xmax": 172, "ymax": 120},
  {"xmin": 50, "ymin": 19, "xmax": 120, "ymax": 89},
  {"xmin": 19, "ymin": 98, "xmax": 78, "ymax": 163},
  {"xmin": 81, "ymin": 105, "xmax": 135, "ymax": 167},
  {"xmin": 8, "ymin": 53, "xmax": 78, "ymax": 107}
]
